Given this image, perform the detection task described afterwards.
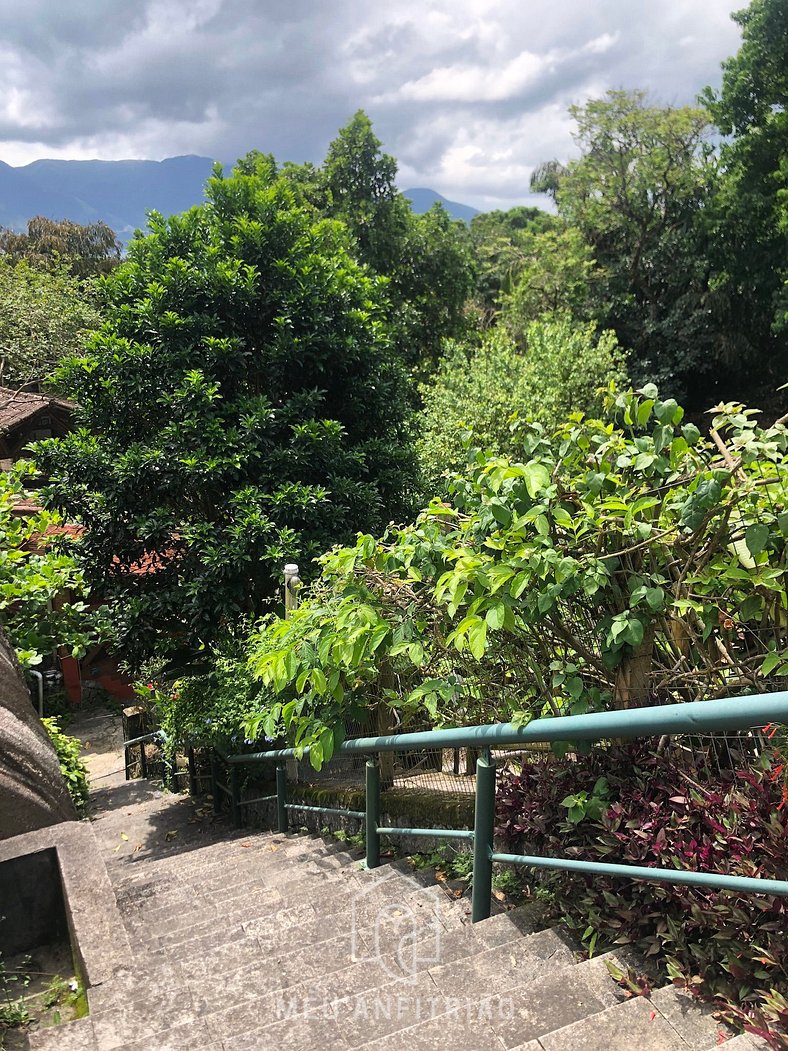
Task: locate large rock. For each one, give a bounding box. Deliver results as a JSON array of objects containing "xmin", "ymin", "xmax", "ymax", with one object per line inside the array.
[{"xmin": 0, "ymin": 629, "xmax": 75, "ymax": 838}]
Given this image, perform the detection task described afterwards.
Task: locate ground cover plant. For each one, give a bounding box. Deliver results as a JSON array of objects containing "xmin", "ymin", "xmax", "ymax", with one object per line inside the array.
[
  {"xmin": 40, "ymin": 718, "xmax": 89, "ymax": 814},
  {"xmin": 495, "ymin": 741, "xmax": 788, "ymax": 1047}
]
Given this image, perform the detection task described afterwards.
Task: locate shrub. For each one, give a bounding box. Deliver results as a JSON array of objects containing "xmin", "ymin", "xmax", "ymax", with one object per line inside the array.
[
  {"xmin": 137, "ymin": 634, "xmax": 264, "ymax": 763},
  {"xmin": 41, "ymin": 717, "xmax": 89, "ymax": 813},
  {"xmin": 416, "ymin": 315, "xmax": 627, "ymax": 487},
  {"xmin": 495, "ymin": 742, "xmax": 788, "ymax": 1044}
]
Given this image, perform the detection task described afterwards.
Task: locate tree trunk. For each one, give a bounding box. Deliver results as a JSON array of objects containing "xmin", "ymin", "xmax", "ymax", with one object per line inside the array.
[{"xmin": 613, "ymin": 622, "xmax": 656, "ymax": 709}]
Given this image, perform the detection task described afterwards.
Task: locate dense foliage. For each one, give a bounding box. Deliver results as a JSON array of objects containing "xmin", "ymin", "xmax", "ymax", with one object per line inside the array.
[
  {"xmin": 416, "ymin": 316, "xmax": 627, "ymax": 486},
  {"xmin": 285, "ymin": 111, "xmax": 477, "ymax": 375},
  {"xmin": 35, "ymin": 157, "xmax": 418, "ymax": 669},
  {"xmin": 520, "ymin": 1, "xmax": 788, "ymax": 412},
  {"xmin": 702, "ymin": 0, "xmax": 788, "ymax": 351},
  {"xmin": 41, "ymin": 716, "xmax": 90, "ymax": 813},
  {"xmin": 239, "ymin": 389, "xmax": 787, "ymax": 767},
  {"xmin": 0, "ymin": 216, "xmax": 121, "ymax": 278},
  {"xmin": 0, "ymin": 464, "xmax": 101, "ymax": 668},
  {"xmin": 496, "ymin": 744, "xmax": 788, "ymax": 1045},
  {"xmin": 0, "ymin": 259, "xmax": 101, "ymax": 389}
]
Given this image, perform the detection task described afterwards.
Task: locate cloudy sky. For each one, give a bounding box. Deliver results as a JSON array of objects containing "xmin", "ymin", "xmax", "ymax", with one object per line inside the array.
[{"xmin": 0, "ymin": 0, "xmax": 744, "ymax": 209}]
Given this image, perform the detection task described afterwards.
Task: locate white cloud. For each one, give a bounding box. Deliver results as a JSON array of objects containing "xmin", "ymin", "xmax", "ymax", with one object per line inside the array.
[{"xmin": 0, "ymin": 0, "xmax": 745, "ymax": 209}]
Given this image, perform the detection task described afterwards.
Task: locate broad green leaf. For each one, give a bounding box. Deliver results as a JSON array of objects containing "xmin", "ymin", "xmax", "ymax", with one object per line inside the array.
[{"xmin": 744, "ymin": 523, "xmax": 769, "ymax": 556}]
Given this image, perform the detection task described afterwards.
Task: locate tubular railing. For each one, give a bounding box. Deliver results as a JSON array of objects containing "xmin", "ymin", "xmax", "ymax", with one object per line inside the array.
[{"xmin": 214, "ymin": 690, "xmax": 788, "ymax": 923}]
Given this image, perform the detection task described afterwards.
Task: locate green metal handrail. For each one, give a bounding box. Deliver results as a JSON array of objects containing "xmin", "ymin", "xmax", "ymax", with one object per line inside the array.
[{"xmin": 215, "ymin": 689, "xmax": 788, "ymax": 922}]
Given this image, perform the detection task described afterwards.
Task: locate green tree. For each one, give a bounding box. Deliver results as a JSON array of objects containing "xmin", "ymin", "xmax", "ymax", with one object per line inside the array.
[
  {"xmin": 416, "ymin": 315, "xmax": 627, "ymax": 487},
  {"xmin": 500, "ymin": 224, "xmax": 597, "ymax": 330},
  {"xmin": 320, "ymin": 112, "xmax": 476, "ymax": 372},
  {"xmin": 0, "ymin": 217, "xmax": 121, "ymax": 278},
  {"xmin": 538, "ymin": 91, "xmax": 722, "ymax": 403},
  {"xmin": 701, "ymin": 0, "xmax": 788, "ymax": 398},
  {"xmin": 34, "ymin": 160, "xmax": 417, "ymax": 669},
  {"xmin": 0, "ymin": 259, "xmax": 101, "ymax": 389},
  {"xmin": 468, "ymin": 206, "xmax": 558, "ymax": 323}
]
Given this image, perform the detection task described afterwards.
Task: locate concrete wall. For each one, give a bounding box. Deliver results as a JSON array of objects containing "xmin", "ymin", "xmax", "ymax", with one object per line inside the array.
[{"xmin": 0, "ymin": 629, "xmax": 75, "ymax": 839}]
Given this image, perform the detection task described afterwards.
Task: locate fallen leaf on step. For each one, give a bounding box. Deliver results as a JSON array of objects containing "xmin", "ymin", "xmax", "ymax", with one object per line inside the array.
[
  {"xmin": 270, "ymin": 844, "xmax": 278, "ymax": 852},
  {"xmin": 133, "ymin": 844, "xmax": 143, "ymax": 853},
  {"xmin": 120, "ymin": 832, "xmax": 129, "ymax": 841},
  {"xmin": 165, "ymin": 830, "xmax": 178, "ymax": 841},
  {"xmin": 492, "ymin": 889, "xmax": 506, "ymax": 902},
  {"xmin": 649, "ymin": 1011, "xmax": 656, "ymax": 1021}
]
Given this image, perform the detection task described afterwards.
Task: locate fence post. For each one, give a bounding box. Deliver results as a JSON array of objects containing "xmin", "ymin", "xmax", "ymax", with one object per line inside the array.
[
  {"xmin": 210, "ymin": 750, "xmax": 223, "ymax": 815},
  {"xmin": 365, "ymin": 758, "xmax": 381, "ymax": 869},
  {"xmin": 283, "ymin": 563, "xmax": 300, "ymax": 618},
  {"xmin": 138, "ymin": 740, "xmax": 148, "ymax": 780},
  {"xmin": 230, "ymin": 764, "xmax": 242, "ymax": 828},
  {"xmin": 276, "ymin": 763, "xmax": 289, "ymax": 833},
  {"xmin": 471, "ymin": 749, "xmax": 496, "ymax": 923},
  {"xmin": 187, "ymin": 747, "xmax": 198, "ymax": 797}
]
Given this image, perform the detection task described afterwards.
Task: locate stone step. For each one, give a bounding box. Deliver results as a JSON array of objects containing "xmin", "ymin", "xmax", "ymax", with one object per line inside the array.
[
  {"xmin": 327, "ymin": 927, "xmax": 576, "ymax": 1049},
  {"xmin": 121, "ymin": 863, "xmax": 446, "ymax": 957},
  {"xmin": 76, "ymin": 752, "xmax": 760, "ymax": 1051},
  {"xmin": 111, "ymin": 840, "xmax": 358, "ymax": 911},
  {"xmin": 109, "ymin": 831, "xmax": 362, "ymax": 888},
  {"xmin": 102, "ymin": 883, "xmax": 481, "ymax": 1042},
  {"xmin": 714, "ymin": 1035, "xmax": 771, "ymax": 1050},
  {"xmin": 203, "ymin": 929, "xmax": 575, "ymax": 1051},
  {"xmin": 180, "ymin": 901, "xmax": 549, "ymax": 1020},
  {"xmin": 488, "ymin": 950, "xmax": 639, "ymax": 1049},
  {"xmin": 511, "ymin": 987, "xmax": 723, "ymax": 1051}
]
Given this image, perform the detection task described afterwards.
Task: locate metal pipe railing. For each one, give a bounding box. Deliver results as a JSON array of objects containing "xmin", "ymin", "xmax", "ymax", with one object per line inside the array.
[
  {"xmin": 212, "ymin": 689, "xmax": 788, "ymax": 922},
  {"xmin": 227, "ymin": 691, "xmax": 788, "ymax": 763}
]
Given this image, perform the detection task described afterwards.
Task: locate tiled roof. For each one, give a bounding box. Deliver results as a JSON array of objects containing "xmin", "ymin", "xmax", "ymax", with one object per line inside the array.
[{"xmin": 0, "ymin": 387, "xmax": 77, "ymax": 432}]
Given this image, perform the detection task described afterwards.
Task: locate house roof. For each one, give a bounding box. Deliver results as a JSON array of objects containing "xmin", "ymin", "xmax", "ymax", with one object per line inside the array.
[{"xmin": 0, "ymin": 387, "xmax": 77, "ymax": 433}]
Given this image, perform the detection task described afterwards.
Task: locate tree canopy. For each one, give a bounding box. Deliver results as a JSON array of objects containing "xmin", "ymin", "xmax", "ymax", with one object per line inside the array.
[
  {"xmin": 0, "ymin": 259, "xmax": 101, "ymax": 389},
  {"xmin": 285, "ymin": 112, "xmax": 476, "ymax": 374},
  {"xmin": 701, "ymin": 0, "xmax": 788, "ymax": 393},
  {"xmin": 0, "ymin": 216, "xmax": 121, "ymax": 278},
  {"xmin": 416, "ymin": 316, "xmax": 627, "ymax": 488},
  {"xmin": 35, "ymin": 159, "xmax": 418, "ymax": 669}
]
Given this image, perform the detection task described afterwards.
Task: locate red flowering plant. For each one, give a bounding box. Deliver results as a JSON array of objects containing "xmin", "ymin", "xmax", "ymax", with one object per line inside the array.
[{"xmin": 495, "ymin": 739, "xmax": 788, "ymax": 1048}]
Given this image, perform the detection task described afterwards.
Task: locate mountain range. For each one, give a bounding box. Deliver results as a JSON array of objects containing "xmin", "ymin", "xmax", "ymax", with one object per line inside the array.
[{"xmin": 0, "ymin": 155, "xmax": 478, "ymax": 244}]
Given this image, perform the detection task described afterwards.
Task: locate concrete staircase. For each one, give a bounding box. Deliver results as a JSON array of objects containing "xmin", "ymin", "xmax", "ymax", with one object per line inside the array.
[{"xmin": 26, "ymin": 777, "xmax": 769, "ymax": 1051}]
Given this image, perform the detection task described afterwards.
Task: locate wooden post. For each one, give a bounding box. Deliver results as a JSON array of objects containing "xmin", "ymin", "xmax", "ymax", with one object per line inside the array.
[{"xmin": 122, "ymin": 706, "xmax": 148, "ymax": 779}]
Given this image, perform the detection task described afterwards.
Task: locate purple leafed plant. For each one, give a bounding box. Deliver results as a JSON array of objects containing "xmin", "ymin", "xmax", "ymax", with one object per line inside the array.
[{"xmin": 495, "ymin": 741, "xmax": 788, "ymax": 1048}]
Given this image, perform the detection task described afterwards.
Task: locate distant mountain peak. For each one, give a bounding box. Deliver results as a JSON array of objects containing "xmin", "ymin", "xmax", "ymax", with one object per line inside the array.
[
  {"xmin": 403, "ymin": 187, "xmax": 478, "ymax": 222},
  {"xmin": 0, "ymin": 155, "xmax": 479, "ymax": 241}
]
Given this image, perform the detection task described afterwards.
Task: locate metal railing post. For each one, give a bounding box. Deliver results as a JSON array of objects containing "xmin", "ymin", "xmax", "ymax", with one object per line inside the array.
[
  {"xmin": 365, "ymin": 757, "xmax": 381, "ymax": 869},
  {"xmin": 276, "ymin": 763, "xmax": 288, "ymax": 833},
  {"xmin": 210, "ymin": 750, "xmax": 223, "ymax": 815},
  {"xmin": 472, "ymin": 749, "xmax": 496, "ymax": 923},
  {"xmin": 138, "ymin": 740, "xmax": 148, "ymax": 780},
  {"xmin": 230, "ymin": 765, "xmax": 242, "ymax": 828}
]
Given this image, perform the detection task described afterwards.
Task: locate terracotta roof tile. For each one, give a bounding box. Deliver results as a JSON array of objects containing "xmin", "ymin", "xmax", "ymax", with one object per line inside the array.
[{"xmin": 0, "ymin": 386, "xmax": 77, "ymax": 432}]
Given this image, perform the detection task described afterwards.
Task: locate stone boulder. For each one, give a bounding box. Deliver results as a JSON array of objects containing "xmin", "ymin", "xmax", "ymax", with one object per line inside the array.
[{"xmin": 0, "ymin": 629, "xmax": 75, "ymax": 839}]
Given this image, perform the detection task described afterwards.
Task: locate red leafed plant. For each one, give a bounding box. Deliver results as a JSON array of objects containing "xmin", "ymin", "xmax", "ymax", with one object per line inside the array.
[{"xmin": 495, "ymin": 740, "xmax": 788, "ymax": 1049}]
